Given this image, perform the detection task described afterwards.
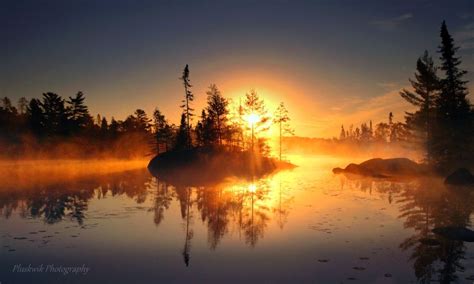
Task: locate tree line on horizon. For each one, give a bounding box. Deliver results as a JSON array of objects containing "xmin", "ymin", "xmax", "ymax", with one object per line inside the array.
[
  {"xmin": 0, "ymin": 66, "xmax": 294, "ymax": 159},
  {"xmin": 338, "ymin": 111, "xmax": 408, "ymax": 144},
  {"xmin": 0, "ymin": 91, "xmax": 156, "ymax": 158}
]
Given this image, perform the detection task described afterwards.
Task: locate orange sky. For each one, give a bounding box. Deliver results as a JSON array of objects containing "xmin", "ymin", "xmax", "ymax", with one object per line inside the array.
[
  {"xmin": 88, "ymin": 65, "xmax": 422, "ymax": 138},
  {"xmin": 3, "ymin": 1, "xmax": 473, "ymax": 138}
]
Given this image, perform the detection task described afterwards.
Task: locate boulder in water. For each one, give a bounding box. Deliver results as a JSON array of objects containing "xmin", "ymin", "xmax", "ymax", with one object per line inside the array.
[
  {"xmin": 432, "ymin": 226, "xmax": 474, "ymax": 242},
  {"xmin": 332, "ymin": 158, "xmax": 426, "ymax": 178},
  {"xmin": 444, "ymin": 168, "xmax": 474, "ymax": 186}
]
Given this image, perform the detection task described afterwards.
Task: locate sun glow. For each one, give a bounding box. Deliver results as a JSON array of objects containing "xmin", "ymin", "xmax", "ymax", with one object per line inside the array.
[
  {"xmin": 246, "ymin": 113, "xmax": 260, "ymax": 126},
  {"xmin": 248, "ymin": 183, "xmax": 257, "ymax": 193}
]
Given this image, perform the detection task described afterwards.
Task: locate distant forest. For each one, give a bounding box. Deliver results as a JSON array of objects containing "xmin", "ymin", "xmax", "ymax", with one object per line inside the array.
[{"xmin": 0, "ymin": 65, "xmax": 293, "ymax": 159}]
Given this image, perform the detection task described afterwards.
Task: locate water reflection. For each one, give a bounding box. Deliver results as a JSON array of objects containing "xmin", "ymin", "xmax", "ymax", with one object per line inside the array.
[
  {"xmin": 3, "ymin": 160, "xmax": 471, "ymax": 282},
  {"xmin": 339, "ymin": 174, "xmax": 474, "ymax": 283},
  {"xmin": 0, "ymin": 163, "xmax": 295, "ymax": 268},
  {"xmin": 149, "ymin": 177, "xmax": 287, "ymax": 266},
  {"xmin": 0, "ymin": 169, "xmax": 151, "ymax": 224}
]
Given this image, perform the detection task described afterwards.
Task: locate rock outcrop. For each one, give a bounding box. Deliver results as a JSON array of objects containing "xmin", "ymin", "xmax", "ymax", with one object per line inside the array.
[
  {"xmin": 444, "ymin": 168, "xmax": 474, "ymax": 186},
  {"xmin": 432, "ymin": 226, "xmax": 474, "ymax": 242},
  {"xmin": 148, "ymin": 147, "xmax": 295, "ymax": 186},
  {"xmin": 332, "ymin": 158, "xmax": 426, "ymax": 178}
]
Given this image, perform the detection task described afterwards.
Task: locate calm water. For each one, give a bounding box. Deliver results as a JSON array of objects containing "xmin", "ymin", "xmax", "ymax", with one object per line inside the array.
[{"xmin": 1, "ymin": 156, "xmax": 474, "ymax": 283}]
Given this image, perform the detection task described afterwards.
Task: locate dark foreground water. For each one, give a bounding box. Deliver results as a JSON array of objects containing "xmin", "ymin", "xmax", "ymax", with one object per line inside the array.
[{"xmin": 1, "ymin": 156, "xmax": 473, "ymax": 283}]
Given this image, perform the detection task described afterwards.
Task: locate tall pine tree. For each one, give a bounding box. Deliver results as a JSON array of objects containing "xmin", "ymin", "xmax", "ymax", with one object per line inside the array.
[
  {"xmin": 206, "ymin": 84, "xmax": 229, "ymax": 146},
  {"xmin": 273, "ymin": 102, "xmax": 294, "ymax": 160},
  {"xmin": 433, "ymin": 21, "xmax": 472, "ymax": 169},
  {"xmin": 243, "ymin": 90, "xmax": 270, "ymax": 152},
  {"xmin": 179, "ymin": 64, "xmax": 194, "ymax": 148},
  {"xmin": 400, "ymin": 51, "xmax": 439, "ymax": 163}
]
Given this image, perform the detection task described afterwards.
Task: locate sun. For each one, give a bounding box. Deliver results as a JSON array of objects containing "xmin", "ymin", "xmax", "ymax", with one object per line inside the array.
[
  {"xmin": 246, "ymin": 113, "xmax": 260, "ymax": 126},
  {"xmin": 248, "ymin": 183, "xmax": 257, "ymax": 193}
]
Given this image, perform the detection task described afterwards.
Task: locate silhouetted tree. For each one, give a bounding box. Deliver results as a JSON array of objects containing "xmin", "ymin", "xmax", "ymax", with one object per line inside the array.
[
  {"xmin": 374, "ymin": 122, "xmax": 390, "ymax": 142},
  {"xmin": 273, "ymin": 102, "xmax": 294, "ymax": 160},
  {"xmin": 109, "ymin": 117, "xmax": 119, "ymax": 139},
  {"xmin": 134, "ymin": 109, "xmax": 152, "ymax": 132},
  {"xmin": 180, "ymin": 64, "xmax": 194, "ymax": 148},
  {"xmin": 2, "ymin": 97, "xmax": 16, "ymax": 113},
  {"xmin": 432, "ymin": 21, "xmax": 472, "ymax": 169},
  {"xmin": 360, "ymin": 122, "xmax": 372, "ymax": 142},
  {"xmin": 67, "ymin": 91, "xmax": 93, "ymax": 132},
  {"xmin": 175, "ymin": 113, "xmax": 191, "ymax": 151},
  {"xmin": 243, "ymin": 90, "xmax": 270, "ymax": 153},
  {"xmin": 400, "ymin": 51, "xmax": 439, "ymax": 163},
  {"xmin": 26, "ymin": 98, "xmax": 44, "ymax": 137},
  {"xmin": 206, "ymin": 84, "xmax": 229, "ymax": 146},
  {"xmin": 100, "ymin": 117, "xmax": 108, "ymax": 134},
  {"xmin": 195, "ymin": 109, "xmax": 216, "ymax": 146},
  {"xmin": 339, "ymin": 125, "xmax": 346, "ymax": 140},
  {"xmin": 387, "ymin": 113, "xmax": 408, "ymax": 143},
  {"xmin": 17, "ymin": 97, "xmax": 28, "ymax": 115},
  {"xmin": 153, "ymin": 108, "xmax": 174, "ymax": 153},
  {"xmin": 40, "ymin": 92, "xmax": 68, "ymax": 136},
  {"xmin": 0, "ymin": 97, "xmax": 20, "ymax": 142}
]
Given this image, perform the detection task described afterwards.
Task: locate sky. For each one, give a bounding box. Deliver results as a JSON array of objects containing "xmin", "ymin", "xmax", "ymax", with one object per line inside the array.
[{"xmin": 1, "ymin": 0, "xmax": 474, "ymax": 138}]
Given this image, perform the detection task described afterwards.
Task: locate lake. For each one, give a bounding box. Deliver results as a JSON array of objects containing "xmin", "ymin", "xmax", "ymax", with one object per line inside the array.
[{"xmin": 1, "ymin": 156, "xmax": 474, "ymax": 283}]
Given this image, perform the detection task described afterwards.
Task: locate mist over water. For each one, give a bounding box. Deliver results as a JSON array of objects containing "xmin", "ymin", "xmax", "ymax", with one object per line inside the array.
[{"xmin": 1, "ymin": 154, "xmax": 473, "ymax": 283}]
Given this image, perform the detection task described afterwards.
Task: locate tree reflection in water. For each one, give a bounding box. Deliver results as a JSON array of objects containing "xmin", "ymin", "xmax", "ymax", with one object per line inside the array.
[
  {"xmin": 0, "ymin": 169, "xmax": 151, "ymax": 224},
  {"xmin": 0, "ymin": 167, "xmax": 294, "ymax": 267},
  {"xmin": 340, "ymin": 174, "xmax": 474, "ymax": 283},
  {"xmin": 150, "ymin": 176, "xmax": 293, "ymax": 266}
]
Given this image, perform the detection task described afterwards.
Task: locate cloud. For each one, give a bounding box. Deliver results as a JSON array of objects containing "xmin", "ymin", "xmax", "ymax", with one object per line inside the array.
[
  {"xmin": 313, "ymin": 87, "xmax": 416, "ymax": 137},
  {"xmin": 459, "ymin": 13, "xmax": 473, "ymax": 20},
  {"xmin": 455, "ymin": 22, "xmax": 474, "ymax": 50},
  {"xmin": 376, "ymin": 82, "xmax": 399, "ymax": 90},
  {"xmin": 371, "ymin": 13, "xmax": 413, "ymax": 31}
]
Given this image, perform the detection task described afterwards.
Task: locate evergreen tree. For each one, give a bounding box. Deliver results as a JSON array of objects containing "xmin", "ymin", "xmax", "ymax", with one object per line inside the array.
[
  {"xmin": 100, "ymin": 117, "xmax": 108, "ymax": 134},
  {"xmin": 273, "ymin": 102, "xmax": 294, "ymax": 160},
  {"xmin": 433, "ymin": 21, "xmax": 472, "ymax": 168},
  {"xmin": 175, "ymin": 113, "xmax": 190, "ymax": 151},
  {"xmin": 400, "ymin": 51, "xmax": 439, "ymax": 162},
  {"xmin": 206, "ymin": 84, "xmax": 228, "ymax": 145},
  {"xmin": 1, "ymin": 97, "xmax": 16, "ymax": 114},
  {"xmin": 180, "ymin": 64, "xmax": 194, "ymax": 148},
  {"xmin": 153, "ymin": 108, "xmax": 173, "ymax": 153},
  {"xmin": 339, "ymin": 125, "xmax": 346, "ymax": 140},
  {"xmin": 109, "ymin": 117, "xmax": 120, "ymax": 139},
  {"xmin": 26, "ymin": 98, "xmax": 44, "ymax": 136},
  {"xmin": 195, "ymin": 109, "xmax": 216, "ymax": 147},
  {"xmin": 374, "ymin": 122, "xmax": 390, "ymax": 142},
  {"xmin": 360, "ymin": 122, "xmax": 372, "ymax": 142},
  {"xmin": 134, "ymin": 109, "xmax": 152, "ymax": 132},
  {"xmin": 67, "ymin": 91, "xmax": 93, "ymax": 132},
  {"xmin": 243, "ymin": 90, "xmax": 270, "ymax": 153},
  {"xmin": 40, "ymin": 92, "xmax": 68, "ymax": 136},
  {"xmin": 17, "ymin": 97, "xmax": 29, "ymax": 115},
  {"xmin": 0, "ymin": 97, "xmax": 19, "ymax": 140}
]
